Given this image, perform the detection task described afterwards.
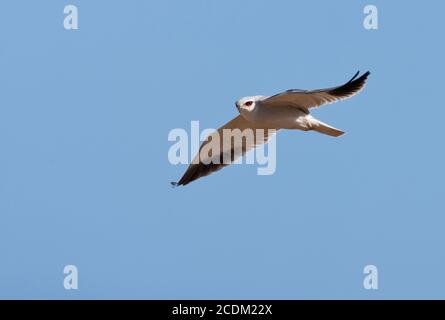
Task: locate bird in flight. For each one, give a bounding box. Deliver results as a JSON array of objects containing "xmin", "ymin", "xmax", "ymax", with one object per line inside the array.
[{"xmin": 172, "ymin": 71, "xmax": 370, "ymax": 187}]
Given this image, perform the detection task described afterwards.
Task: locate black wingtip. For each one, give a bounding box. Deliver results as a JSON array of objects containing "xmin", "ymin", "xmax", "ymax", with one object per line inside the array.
[
  {"xmin": 357, "ymin": 70, "xmax": 371, "ymax": 83},
  {"xmin": 171, "ymin": 181, "xmax": 179, "ymax": 188},
  {"xmin": 328, "ymin": 70, "xmax": 371, "ymax": 97},
  {"xmin": 348, "ymin": 70, "xmax": 361, "ymax": 83},
  {"xmin": 347, "ymin": 70, "xmax": 371, "ymax": 83}
]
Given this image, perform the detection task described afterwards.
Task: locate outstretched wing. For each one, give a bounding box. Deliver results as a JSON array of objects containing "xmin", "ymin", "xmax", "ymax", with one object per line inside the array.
[
  {"xmin": 172, "ymin": 115, "xmax": 277, "ymax": 186},
  {"xmin": 261, "ymin": 71, "xmax": 370, "ymax": 110}
]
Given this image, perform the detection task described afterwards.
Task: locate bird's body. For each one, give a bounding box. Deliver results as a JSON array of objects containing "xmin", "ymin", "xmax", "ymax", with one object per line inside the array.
[
  {"xmin": 240, "ymin": 98, "xmax": 309, "ymax": 130},
  {"xmin": 244, "ymin": 101, "xmax": 344, "ymax": 136},
  {"xmin": 172, "ymin": 71, "xmax": 370, "ymax": 186}
]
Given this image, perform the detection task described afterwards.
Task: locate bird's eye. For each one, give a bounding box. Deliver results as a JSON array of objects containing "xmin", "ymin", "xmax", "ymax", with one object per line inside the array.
[{"xmin": 245, "ymin": 101, "xmax": 253, "ymax": 107}]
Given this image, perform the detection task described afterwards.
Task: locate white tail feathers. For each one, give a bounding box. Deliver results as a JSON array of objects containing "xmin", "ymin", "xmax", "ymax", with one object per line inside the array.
[{"xmin": 310, "ymin": 119, "xmax": 345, "ymax": 137}]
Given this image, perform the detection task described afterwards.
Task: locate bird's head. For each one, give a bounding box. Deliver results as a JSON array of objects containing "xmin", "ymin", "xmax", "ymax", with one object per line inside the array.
[{"xmin": 235, "ymin": 96, "xmax": 264, "ymax": 113}]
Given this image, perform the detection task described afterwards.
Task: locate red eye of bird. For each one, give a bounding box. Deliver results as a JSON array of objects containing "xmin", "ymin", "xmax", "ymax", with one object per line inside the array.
[{"xmin": 245, "ymin": 101, "xmax": 253, "ymax": 107}]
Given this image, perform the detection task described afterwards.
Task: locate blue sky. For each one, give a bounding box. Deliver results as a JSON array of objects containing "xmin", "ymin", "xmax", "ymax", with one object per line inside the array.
[{"xmin": 1, "ymin": 0, "xmax": 444, "ymax": 299}]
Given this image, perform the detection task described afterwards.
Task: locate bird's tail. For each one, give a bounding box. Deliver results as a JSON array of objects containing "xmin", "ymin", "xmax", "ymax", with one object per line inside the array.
[{"xmin": 310, "ymin": 119, "xmax": 345, "ymax": 137}]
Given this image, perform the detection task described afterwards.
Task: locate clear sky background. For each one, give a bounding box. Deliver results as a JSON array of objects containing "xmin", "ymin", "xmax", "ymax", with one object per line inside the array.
[{"xmin": 1, "ymin": 0, "xmax": 444, "ymax": 299}]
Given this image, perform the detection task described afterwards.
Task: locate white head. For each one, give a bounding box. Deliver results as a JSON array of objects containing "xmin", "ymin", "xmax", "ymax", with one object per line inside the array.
[{"xmin": 235, "ymin": 95, "xmax": 265, "ymax": 113}]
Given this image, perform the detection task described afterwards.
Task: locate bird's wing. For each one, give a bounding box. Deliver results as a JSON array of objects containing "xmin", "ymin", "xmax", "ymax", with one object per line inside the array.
[
  {"xmin": 261, "ymin": 71, "xmax": 370, "ymax": 110},
  {"xmin": 173, "ymin": 115, "xmax": 277, "ymax": 186}
]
